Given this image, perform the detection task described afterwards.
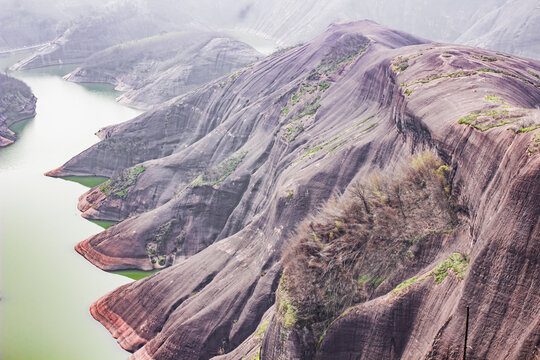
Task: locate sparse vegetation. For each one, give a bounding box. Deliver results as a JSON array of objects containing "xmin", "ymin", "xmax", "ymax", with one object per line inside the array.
[
  {"xmin": 431, "ymin": 253, "xmax": 469, "ymax": 283},
  {"xmin": 299, "ymin": 102, "xmax": 321, "ymax": 118},
  {"xmin": 357, "ymin": 275, "xmax": 370, "ymax": 286},
  {"xmin": 391, "ymin": 253, "xmax": 469, "ymax": 295},
  {"xmin": 457, "ymin": 109, "xmax": 527, "ymax": 132},
  {"xmin": 145, "ymin": 220, "xmax": 176, "ymax": 265},
  {"xmin": 496, "ymin": 52, "xmax": 513, "ymax": 59},
  {"xmin": 190, "ymin": 151, "xmax": 248, "ymax": 187},
  {"xmin": 255, "ymin": 319, "xmax": 270, "ymax": 339},
  {"xmin": 308, "ymin": 36, "xmax": 370, "ymax": 80},
  {"xmin": 293, "ymin": 115, "xmax": 377, "ymax": 163},
  {"xmin": 270, "ymin": 43, "xmax": 304, "ymax": 57},
  {"xmin": 392, "ymin": 276, "xmax": 419, "ymax": 293},
  {"xmin": 286, "ymin": 190, "xmax": 294, "ymax": 202},
  {"xmin": 278, "ymin": 275, "xmax": 297, "ymax": 329},
  {"xmin": 477, "ymin": 68, "xmax": 537, "ymax": 86},
  {"xmin": 319, "ymin": 81, "xmax": 330, "ymax": 91},
  {"xmin": 392, "ymin": 56, "xmax": 409, "ymax": 72},
  {"xmin": 516, "ymin": 126, "xmax": 540, "ymax": 133},
  {"xmin": 528, "ymin": 70, "xmax": 540, "ymax": 81},
  {"xmin": 282, "ymin": 121, "xmax": 304, "ymax": 142},
  {"xmin": 485, "ymin": 95, "xmax": 505, "ymax": 104},
  {"xmin": 471, "ymin": 54, "xmax": 497, "ymax": 62},
  {"xmin": 230, "ymin": 71, "xmax": 242, "ymax": 82},
  {"xmin": 527, "ymin": 131, "xmax": 540, "ymax": 156},
  {"xmin": 281, "ymin": 106, "xmax": 290, "ymax": 117},
  {"xmin": 99, "ymin": 165, "xmax": 145, "ymax": 198},
  {"xmin": 282, "ymin": 152, "xmax": 457, "ymax": 340}
]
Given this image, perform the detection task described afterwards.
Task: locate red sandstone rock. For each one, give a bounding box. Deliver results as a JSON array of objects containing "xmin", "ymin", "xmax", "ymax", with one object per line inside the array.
[{"xmin": 49, "ymin": 20, "xmax": 540, "ymax": 359}]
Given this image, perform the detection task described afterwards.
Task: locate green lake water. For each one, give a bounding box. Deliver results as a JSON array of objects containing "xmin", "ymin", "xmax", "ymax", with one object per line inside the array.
[{"xmin": 0, "ymin": 65, "xmax": 144, "ymax": 359}]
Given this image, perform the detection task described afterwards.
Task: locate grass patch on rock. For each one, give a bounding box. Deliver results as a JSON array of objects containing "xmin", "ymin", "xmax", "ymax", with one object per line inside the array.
[
  {"xmin": 391, "ymin": 253, "xmax": 469, "ymax": 295},
  {"xmin": 99, "ymin": 165, "xmax": 145, "ymax": 198},
  {"xmin": 527, "ymin": 131, "xmax": 540, "ymax": 156},
  {"xmin": 190, "ymin": 151, "xmax": 248, "ymax": 187}
]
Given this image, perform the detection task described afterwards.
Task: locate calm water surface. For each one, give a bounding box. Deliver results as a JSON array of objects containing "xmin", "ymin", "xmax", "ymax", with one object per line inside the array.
[{"xmin": 0, "ymin": 65, "xmax": 142, "ymax": 359}]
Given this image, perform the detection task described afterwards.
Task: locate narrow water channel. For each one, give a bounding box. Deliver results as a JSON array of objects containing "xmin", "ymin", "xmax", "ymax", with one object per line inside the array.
[{"xmin": 0, "ymin": 65, "xmax": 142, "ymax": 359}]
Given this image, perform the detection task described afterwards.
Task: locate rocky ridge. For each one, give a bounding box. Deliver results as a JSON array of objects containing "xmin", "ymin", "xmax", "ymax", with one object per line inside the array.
[{"xmin": 47, "ymin": 21, "xmax": 540, "ymax": 359}]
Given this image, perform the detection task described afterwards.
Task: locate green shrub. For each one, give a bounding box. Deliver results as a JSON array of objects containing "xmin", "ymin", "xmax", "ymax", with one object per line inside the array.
[
  {"xmin": 431, "ymin": 253, "xmax": 469, "ymax": 283},
  {"xmin": 319, "ymin": 81, "xmax": 330, "ymax": 91}
]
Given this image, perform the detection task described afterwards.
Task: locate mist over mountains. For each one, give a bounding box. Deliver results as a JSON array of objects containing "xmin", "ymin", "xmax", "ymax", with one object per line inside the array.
[{"xmin": 3, "ymin": 0, "xmax": 539, "ymax": 59}]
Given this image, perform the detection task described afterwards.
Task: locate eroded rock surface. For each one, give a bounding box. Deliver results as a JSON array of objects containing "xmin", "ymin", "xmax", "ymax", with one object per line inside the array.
[
  {"xmin": 0, "ymin": 74, "xmax": 37, "ymax": 147},
  {"xmin": 49, "ymin": 21, "xmax": 540, "ymax": 359}
]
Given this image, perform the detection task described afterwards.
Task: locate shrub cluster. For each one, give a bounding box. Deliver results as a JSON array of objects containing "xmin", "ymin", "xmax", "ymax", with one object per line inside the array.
[{"xmin": 281, "ymin": 152, "xmax": 457, "ymax": 335}]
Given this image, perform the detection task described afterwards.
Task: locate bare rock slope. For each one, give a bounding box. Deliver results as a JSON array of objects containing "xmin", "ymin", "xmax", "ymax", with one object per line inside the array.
[
  {"xmin": 48, "ymin": 21, "xmax": 540, "ymax": 359},
  {"xmin": 63, "ymin": 32, "xmax": 262, "ymax": 109},
  {"xmin": 0, "ymin": 74, "xmax": 36, "ymax": 147}
]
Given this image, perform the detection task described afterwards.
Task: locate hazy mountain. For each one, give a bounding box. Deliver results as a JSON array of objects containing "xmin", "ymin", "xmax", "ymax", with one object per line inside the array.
[
  {"xmin": 456, "ymin": 0, "xmax": 540, "ymax": 59},
  {"xmin": 0, "ymin": 74, "xmax": 36, "ymax": 146},
  {"xmin": 0, "ymin": 0, "xmax": 110, "ymax": 49},
  {"xmin": 64, "ymin": 32, "xmax": 262, "ymax": 109},
  {"xmin": 8, "ymin": 0, "xmax": 540, "ymax": 72}
]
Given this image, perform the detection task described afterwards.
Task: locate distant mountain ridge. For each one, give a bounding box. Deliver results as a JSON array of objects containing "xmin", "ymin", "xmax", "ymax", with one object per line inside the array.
[
  {"xmin": 63, "ymin": 32, "xmax": 262, "ymax": 109},
  {"xmin": 7, "ymin": 0, "xmax": 539, "ymax": 74}
]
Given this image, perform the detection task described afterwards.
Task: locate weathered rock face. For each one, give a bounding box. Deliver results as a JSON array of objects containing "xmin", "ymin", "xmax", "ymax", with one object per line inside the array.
[
  {"xmin": 63, "ymin": 32, "xmax": 262, "ymax": 109},
  {"xmin": 0, "ymin": 74, "xmax": 37, "ymax": 147},
  {"xmin": 49, "ymin": 21, "xmax": 540, "ymax": 359}
]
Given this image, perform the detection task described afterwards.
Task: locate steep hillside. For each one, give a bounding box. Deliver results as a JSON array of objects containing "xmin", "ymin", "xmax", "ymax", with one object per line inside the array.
[
  {"xmin": 0, "ymin": 74, "xmax": 36, "ymax": 147},
  {"xmin": 47, "ymin": 21, "xmax": 540, "ymax": 359},
  {"xmin": 64, "ymin": 32, "xmax": 262, "ymax": 109}
]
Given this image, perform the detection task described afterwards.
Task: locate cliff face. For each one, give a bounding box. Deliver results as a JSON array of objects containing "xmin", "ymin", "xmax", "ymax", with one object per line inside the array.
[
  {"xmin": 63, "ymin": 32, "xmax": 262, "ymax": 109},
  {"xmin": 48, "ymin": 21, "xmax": 540, "ymax": 359},
  {"xmin": 0, "ymin": 74, "xmax": 37, "ymax": 147}
]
